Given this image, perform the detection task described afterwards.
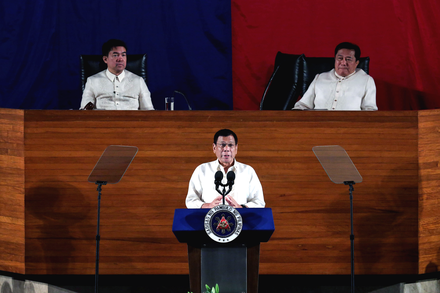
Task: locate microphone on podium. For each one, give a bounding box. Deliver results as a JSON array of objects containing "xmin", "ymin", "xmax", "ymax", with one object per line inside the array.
[
  {"xmin": 214, "ymin": 170, "xmax": 235, "ymax": 205},
  {"xmin": 215, "ymin": 171, "xmax": 223, "ymax": 190},
  {"xmin": 226, "ymin": 171, "xmax": 235, "ymax": 189}
]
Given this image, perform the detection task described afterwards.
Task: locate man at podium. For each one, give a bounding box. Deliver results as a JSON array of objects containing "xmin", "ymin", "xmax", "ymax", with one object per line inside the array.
[{"xmin": 185, "ymin": 129, "xmax": 265, "ymax": 209}]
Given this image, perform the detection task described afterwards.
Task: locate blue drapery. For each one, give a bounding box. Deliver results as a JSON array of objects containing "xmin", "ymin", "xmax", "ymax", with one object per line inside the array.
[{"xmin": 0, "ymin": 0, "xmax": 232, "ymax": 110}]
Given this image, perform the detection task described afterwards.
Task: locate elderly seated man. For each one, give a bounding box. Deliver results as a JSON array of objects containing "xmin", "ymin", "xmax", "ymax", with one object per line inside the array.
[{"xmin": 293, "ymin": 42, "xmax": 377, "ymax": 111}]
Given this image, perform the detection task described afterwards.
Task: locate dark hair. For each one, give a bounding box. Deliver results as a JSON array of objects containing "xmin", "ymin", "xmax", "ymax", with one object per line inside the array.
[
  {"xmin": 214, "ymin": 129, "xmax": 238, "ymax": 145},
  {"xmin": 102, "ymin": 39, "xmax": 127, "ymax": 57},
  {"xmin": 334, "ymin": 42, "xmax": 361, "ymax": 61}
]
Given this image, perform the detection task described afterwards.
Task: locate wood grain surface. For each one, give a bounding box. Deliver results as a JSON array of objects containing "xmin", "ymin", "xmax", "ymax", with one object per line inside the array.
[
  {"xmin": 0, "ymin": 108, "xmax": 25, "ymax": 274},
  {"xmin": 1, "ymin": 109, "xmax": 430, "ymax": 275},
  {"xmin": 418, "ymin": 109, "xmax": 440, "ymax": 274}
]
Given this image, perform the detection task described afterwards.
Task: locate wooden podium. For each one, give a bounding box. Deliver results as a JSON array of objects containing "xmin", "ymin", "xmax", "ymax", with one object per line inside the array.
[{"xmin": 173, "ymin": 208, "xmax": 275, "ymax": 293}]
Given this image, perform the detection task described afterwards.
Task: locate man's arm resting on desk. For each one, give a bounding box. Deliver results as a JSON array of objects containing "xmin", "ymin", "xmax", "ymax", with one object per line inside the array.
[
  {"xmin": 139, "ymin": 79, "xmax": 155, "ymax": 110},
  {"xmin": 80, "ymin": 80, "xmax": 96, "ymax": 110},
  {"xmin": 293, "ymin": 74, "xmax": 318, "ymax": 110},
  {"xmin": 361, "ymin": 76, "xmax": 378, "ymax": 111}
]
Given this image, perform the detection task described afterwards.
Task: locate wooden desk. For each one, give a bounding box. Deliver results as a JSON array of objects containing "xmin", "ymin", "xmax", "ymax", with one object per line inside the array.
[{"xmin": 1, "ymin": 109, "xmax": 438, "ymax": 275}]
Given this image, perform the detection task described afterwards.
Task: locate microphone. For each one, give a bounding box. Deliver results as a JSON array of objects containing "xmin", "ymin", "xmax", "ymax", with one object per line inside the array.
[
  {"xmin": 226, "ymin": 171, "xmax": 235, "ymax": 187},
  {"xmin": 214, "ymin": 171, "xmax": 223, "ymax": 189},
  {"xmin": 174, "ymin": 90, "xmax": 193, "ymax": 110},
  {"xmin": 214, "ymin": 171, "xmax": 235, "ymax": 205},
  {"xmin": 224, "ymin": 171, "xmax": 235, "ymax": 197},
  {"xmin": 214, "ymin": 171, "xmax": 224, "ymax": 204}
]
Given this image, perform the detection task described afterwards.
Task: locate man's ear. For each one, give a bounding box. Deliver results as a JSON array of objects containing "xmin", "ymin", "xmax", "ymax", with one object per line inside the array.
[{"xmin": 103, "ymin": 56, "xmax": 108, "ymax": 64}]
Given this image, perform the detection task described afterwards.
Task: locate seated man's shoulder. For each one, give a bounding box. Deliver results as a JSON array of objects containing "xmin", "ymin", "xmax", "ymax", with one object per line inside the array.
[
  {"xmin": 355, "ymin": 68, "xmax": 374, "ymax": 81},
  {"xmin": 356, "ymin": 68, "xmax": 368, "ymax": 75},
  {"xmin": 314, "ymin": 69, "xmax": 334, "ymax": 81},
  {"xmin": 324, "ymin": 69, "xmax": 335, "ymax": 75},
  {"xmin": 88, "ymin": 70, "xmax": 107, "ymax": 81},
  {"xmin": 124, "ymin": 70, "xmax": 143, "ymax": 80}
]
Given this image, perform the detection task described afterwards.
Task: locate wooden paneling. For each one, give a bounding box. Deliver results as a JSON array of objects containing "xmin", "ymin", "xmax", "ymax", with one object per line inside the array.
[
  {"xmin": 22, "ymin": 110, "xmax": 419, "ymax": 275},
  {"xmin": 418, "ymin": 109, "xmax": 440, "ymax": 274},
  {"xmin": 0, "ymin": 108, "xmax": 25, "ymax": 274}
]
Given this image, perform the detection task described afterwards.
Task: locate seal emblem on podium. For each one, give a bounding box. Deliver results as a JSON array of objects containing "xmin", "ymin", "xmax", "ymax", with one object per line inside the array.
[{"xmin": 205, "ymin": 205, "xmax": 243, "ymax": 243}]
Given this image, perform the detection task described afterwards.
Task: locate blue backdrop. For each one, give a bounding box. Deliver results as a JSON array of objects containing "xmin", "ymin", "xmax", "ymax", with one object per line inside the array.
[{"xmin": 0, "ymin": 0, "xmax": 232, "ymax": 110}]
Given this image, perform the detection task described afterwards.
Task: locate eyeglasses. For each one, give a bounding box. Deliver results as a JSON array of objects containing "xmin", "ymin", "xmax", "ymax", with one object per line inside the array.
[{"xmin": 216, "ymin": 143, "xmax": 236, "ymax": 149}]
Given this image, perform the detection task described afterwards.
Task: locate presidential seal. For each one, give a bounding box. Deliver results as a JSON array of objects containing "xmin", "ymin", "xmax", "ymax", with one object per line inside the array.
[{"xmin": 204, "ymin": 205, "xmax": 243, "ymax": 243}]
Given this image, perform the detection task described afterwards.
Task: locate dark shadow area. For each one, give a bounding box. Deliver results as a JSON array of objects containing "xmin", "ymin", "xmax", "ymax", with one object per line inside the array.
[
  {"xmin": 356, "ymin": 168, "xmax": 418, "ymax": 275},
  {"xmin": 1, "ymin": 273, "xmax": 433, "ymax": 293},
  {"xmin": 26, "ymin": 182, "xmax": 93, "ymax": 274},
  {"xmin": 426, "ymin": 261, "xmax": 439, "ymax": 274},
  {"xmin": 1, "ymin": 282, "xmax": 12, "ymax": 293}
]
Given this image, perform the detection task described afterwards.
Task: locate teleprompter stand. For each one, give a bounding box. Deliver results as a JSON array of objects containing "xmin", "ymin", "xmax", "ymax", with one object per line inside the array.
[
  {"xmin": 87, "ymin": 145, "xmax": 138, "ymax": 293},
  {"xmin": 313, "ymin": 145, "xmax": 363, "ymax": 293}
]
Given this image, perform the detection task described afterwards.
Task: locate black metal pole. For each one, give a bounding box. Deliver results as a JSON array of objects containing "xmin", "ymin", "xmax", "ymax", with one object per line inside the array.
[
  {"xmin": 217, "ymin": 183, "xmax": 230, "ymax": 205},
  {"xmin": 95, "ymin": 181, "xmax": 107, "ymax": 293},
  {"xmin": 345, "ymin": 181, "xmax": 355, "ymax": 293}
]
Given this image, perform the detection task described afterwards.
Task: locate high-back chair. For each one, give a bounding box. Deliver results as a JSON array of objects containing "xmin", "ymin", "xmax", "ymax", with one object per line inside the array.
[
  {"xmin": 260, "ymin": 53, "xmax": 370, "ymax": 110},
  {"xmin": 80, "ymin": 54, "xmax": 147, "ymax": 91},
  {"xmin": 260, "ymin": 53, "xmax": 304, "ymax": 110}
]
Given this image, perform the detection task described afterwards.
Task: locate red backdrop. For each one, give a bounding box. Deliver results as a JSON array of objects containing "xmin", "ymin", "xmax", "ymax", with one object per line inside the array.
[{"xmin": 232, "ymin": 0, "xmax": 440, "ymax": 110}]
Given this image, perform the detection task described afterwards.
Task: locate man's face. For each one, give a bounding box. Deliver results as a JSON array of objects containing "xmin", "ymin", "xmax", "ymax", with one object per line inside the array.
[
  {"xmin": 213, "ymin": 135, "xmax": 238, "ymax": 168},
  {"xmin": 103, "ymin": 46, "xmax": 127, "ymax": 75},
  {"xmin": 334, "ymin": 49, "xmax": 359, "ymax": 77}
]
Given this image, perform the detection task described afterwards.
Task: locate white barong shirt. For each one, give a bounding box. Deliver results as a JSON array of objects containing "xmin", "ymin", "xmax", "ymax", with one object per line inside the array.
[
  {"xmin": 293, "ymin": 68, "xmax": 377, "ymax": 111},
  {"xmin": 186, "ymin": 160, "xmax": 265, "ymax": 208},
  {"xmin": 81, "ymin": 69, "xmax": 154, "ymax": 110}
]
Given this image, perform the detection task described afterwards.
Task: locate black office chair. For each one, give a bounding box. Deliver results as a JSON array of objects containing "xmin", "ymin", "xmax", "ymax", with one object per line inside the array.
[
  {"xmin": 261, "ymin": 53, "xmax": 370, "ymax": 110},
  {"xmin": 301, "ymin": 56, "xmax": 370, "ymax": 96},
  {"xmin": 260, "ymin": 52, "xmax": 304, "ymax": 110},
  {"xmin": 80, "ymin": 54, "xmax": 147, "ymax": 91}
]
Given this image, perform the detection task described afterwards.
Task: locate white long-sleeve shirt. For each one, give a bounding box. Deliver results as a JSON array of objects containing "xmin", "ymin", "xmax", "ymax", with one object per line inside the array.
[
  {"xmin": 80, "ymin": 69, "xmax": 154, "ymax": 110},
  {"xmin": 186, "ymin": 160, "xmax": 265, "ymax": 208},
  {"xmin": 293, "ymin": 68, "xmax": 377, "ymax": 111}
]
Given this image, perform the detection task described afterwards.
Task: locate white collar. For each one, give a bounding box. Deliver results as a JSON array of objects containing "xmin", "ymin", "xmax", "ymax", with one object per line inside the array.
[
  {"xmin": 106, "ymin": 69, "xmax": 125, "ymax": 82},
  {"xmin": 216, "ymin": 160, "xmax": 237, "ymax": 173},
  {"xmin": 334, "ymin": 68, "xmax": 359, "ymax": 80}
]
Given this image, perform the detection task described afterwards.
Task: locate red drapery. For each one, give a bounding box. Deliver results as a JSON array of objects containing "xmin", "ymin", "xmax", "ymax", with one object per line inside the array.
[{"xmin": 232, "ymin": 0, "xmax": 440, "ymax": 110}]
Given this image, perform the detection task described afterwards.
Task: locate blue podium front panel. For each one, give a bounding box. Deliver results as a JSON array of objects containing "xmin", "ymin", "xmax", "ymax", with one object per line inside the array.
[{"xmin": 172, "ymin": 208, "xmax": 274, "ymax": 244}]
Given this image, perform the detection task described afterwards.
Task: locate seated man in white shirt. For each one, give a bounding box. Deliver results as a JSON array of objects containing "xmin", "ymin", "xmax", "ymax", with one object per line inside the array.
[
  {"xmin": 293, "ymin": 42, "xmax": 377, "ymax": 111},
  {"xmin": 80, "ymin": 39, "xmax": 155, "ymax": 110},
  {"xmin": 186, "ymin": 129, "xmax": 265, "ymax": 209}
]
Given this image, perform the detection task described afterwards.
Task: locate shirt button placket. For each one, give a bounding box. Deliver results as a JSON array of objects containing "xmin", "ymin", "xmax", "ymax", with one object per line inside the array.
[
  {"xmin": 114, "ymin": 76, "xmax": 121, "ymax": 109},
  {"xmin": 333, "ymin": 79, "xmax": 342, "ymax": 110}
]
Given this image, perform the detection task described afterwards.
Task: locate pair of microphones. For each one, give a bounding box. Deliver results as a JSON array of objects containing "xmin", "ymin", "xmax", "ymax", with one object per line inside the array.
[{"xmin": 214, "ymin": 171, "xmax": 235, "ymax": 205}]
